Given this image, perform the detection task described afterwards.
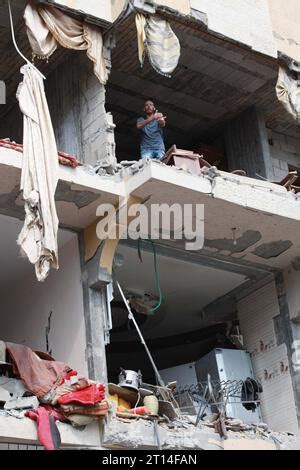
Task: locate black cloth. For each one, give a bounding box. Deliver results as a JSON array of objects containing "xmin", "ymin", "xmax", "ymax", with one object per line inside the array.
[{"xmin": 241, "ymin": 378, "xmax": 263, "ymax": 411}]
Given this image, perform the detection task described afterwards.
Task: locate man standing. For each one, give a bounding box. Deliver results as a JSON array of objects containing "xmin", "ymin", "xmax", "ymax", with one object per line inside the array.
[{"xmin": 136, "ymin": 99, "xmax": 166, "ymax": 160}]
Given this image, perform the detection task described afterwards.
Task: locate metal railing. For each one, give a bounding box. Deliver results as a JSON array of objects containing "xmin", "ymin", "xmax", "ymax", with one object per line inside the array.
[{"xmin": 174, "ymin": 378, "xmax": 262, "ymax": 423}]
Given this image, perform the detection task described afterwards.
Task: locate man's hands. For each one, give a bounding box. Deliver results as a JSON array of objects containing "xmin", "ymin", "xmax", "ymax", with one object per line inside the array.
[
  {"xmin": 152, "ymin": 111, "xmax": 166, "ymax": 121},
  {"xmin": 152, "ymin": 111, "xmax": 166, "ymax": 127},
  {"xmin": 136, "ymin": 110, "xmax": 167, "ymax": 129}
]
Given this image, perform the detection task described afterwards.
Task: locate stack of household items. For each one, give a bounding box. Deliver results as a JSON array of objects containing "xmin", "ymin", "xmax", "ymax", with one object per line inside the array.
[
  {"xmin": 107, "ymin": 369, "xmax": 178, "ymax": 422},
  {"xmin": 0, "ymin": 341, "xmax": 109, "ymax": 450}
]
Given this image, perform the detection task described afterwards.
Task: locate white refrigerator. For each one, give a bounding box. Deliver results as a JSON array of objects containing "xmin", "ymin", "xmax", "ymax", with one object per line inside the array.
[
  {"xmin": 160, "ymin": 349, "xmax": 262, "ymax": 423},
  {"xmin": 195, "ymin": 348, "xmax": 262, "ymax": 423}
]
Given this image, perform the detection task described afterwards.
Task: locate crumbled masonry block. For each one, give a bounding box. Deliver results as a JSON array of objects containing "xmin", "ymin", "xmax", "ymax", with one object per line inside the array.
[{"xmin": 4, "ymin": 396, "xmax": 39, "ymax": 411}]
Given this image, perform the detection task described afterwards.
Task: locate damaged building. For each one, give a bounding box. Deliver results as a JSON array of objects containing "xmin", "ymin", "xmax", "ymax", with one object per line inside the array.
[{"xmin": 0, "ymin": 0, "xmax": 300, "ymax": 451}]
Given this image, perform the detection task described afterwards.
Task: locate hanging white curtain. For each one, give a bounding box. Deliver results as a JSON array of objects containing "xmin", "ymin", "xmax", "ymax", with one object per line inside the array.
[
  {"xmin": 24, "ymin": 2, "xmax": 108, "ymax": 84},
  {"xmin": 17, "ymin": 64, "xmax": 59, "ymax": 282}
]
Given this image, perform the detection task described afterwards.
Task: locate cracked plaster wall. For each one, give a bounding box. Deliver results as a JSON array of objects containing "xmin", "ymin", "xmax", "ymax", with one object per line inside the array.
[
  {"xmin": 238, "ymin": 281, "xmax": 298, "ymax": 433},
  {"xmin": 0, "ymin": 234, "xmax": 88, "ymax": 376}
]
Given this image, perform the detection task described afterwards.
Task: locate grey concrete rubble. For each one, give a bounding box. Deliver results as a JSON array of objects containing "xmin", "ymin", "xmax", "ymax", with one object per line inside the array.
[
  {"xmin": 90, "ymin": 156, "xmax": 300, "ymax": 203},
  {"xmin": 102, "ymin": 415, "xmax": 300, "ymax": 450},
  {"xmin": 4, "ymin": 396, "xmax": 39, "ymax": 411},
  {"xmin": 0, "ymin": 409, "xmax": 26, "ymax": 419},
  {"xmin": 91, "ymin": 157, "xmax": 152, "ymax": 180}
]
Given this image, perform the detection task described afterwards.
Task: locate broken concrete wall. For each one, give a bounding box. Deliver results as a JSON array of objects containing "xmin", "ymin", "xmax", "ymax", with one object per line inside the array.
[
  {"xmin": 0, "ymin": 230, "xmax": 88, "ymax": 376},
  {"xmin": 46, "ymin": 51, "xmax": 116, "ymax": 167},
  {"xmin": 190, "ymin": 0, "xmax": 277, "ymax": 57},
  {"xmin": 283, "ymin": 266, "xmax": 300, "ymax": 428},
  {"xmin": 80, "ymin": 236, "xmax": 110, "ymax": 383},
  {"xmin": 224, "ymin": 107, "xmax": 273, "ymax": 179},
  {"xmin": 267, "ymin": 129, "xmax": 300, "ymax": 180},
  {"xmin": 237, "ymin": 281, "xmax": 298, "ymax": 433},
  {"xmin": 103, "ymin": 417, "xmax": 223, "ymax": 450}
]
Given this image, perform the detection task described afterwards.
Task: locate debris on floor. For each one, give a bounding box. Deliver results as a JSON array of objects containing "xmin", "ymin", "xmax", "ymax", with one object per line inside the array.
[{"xmin": 103, "ymin": 411, "xmax": 300, "ymax": 450}]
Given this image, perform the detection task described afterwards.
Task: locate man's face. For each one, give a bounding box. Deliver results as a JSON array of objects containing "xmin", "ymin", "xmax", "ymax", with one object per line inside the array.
[{"xmin": 144, "ymin": 100, "xmax": 155, "ymax": 115}]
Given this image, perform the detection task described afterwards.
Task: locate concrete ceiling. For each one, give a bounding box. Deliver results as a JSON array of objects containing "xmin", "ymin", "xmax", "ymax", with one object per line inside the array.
[
  {"xmin": 113, "ymin": 244, "xmax": 246, "ymax": 338},
  {"xmin": 0, "ymin": 213, "xmax": 76, "ymax": 286}
]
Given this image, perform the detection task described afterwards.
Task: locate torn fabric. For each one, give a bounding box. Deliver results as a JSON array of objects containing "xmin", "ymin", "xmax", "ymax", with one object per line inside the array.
[
  {"xmin": 135, "ymin": 13, "xmax": 146, "ymax": 66},
  {"xmin": 276, "ymin": 66, "xmax": 300, "ymax": 124},
  {"xmin": 17, "ymin": 65, "xmax": 59, "ymax": 282},
  {"xmin": 24, "ymin": 2, "xmax": 108, "ymax": 84},
  {"xmin": 135, "ymin": 13, "xmax": 180, "ymax": 77}
]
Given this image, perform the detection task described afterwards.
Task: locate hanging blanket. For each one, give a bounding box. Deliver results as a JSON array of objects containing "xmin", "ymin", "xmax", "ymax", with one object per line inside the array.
[
  {"xmin": 17, "ymin": 65, "xmax": 59, "ymax": 282},
  {"xmin": 24, "ymin": 2, "xmax": 108, "ymax": 85},
  {"xmin": 6, "ymin": 342, "xmax": 70, "ymax": 398},
  {"xmin": 135, "ymin": 13, "xmax": 180, "ymax": 77}
]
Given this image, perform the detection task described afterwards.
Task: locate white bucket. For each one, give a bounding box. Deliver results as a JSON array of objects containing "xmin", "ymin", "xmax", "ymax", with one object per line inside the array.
[{"xmin": 118, "ymin": 369, "xmax": 142, "ymax": 391}]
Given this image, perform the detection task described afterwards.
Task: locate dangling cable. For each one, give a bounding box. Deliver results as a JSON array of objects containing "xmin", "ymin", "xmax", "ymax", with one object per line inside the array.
[
  {"xmin": 149, "ymin": 240, "xmax": 162, "ymax": 312},
  {"xmin": 8, "ymin": 0, "xmax": 46, "ymax": 80},
  {"xmin": 137, "ymin": 238, "xmax": 163, "ymax": 312}
]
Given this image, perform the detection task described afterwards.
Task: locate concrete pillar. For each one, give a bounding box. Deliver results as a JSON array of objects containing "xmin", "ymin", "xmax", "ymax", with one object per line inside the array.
[
  {"xmin": 46, "ymin": 51, "xmax": 116, "ymax": 168},
  {"xmin": 224, "ymin": 106, "xmax": 273, "ymax": 179},
  {"xmin": 275, "ymin": 273, "xmax": 300, "ymax": 428},
  {"xmin": 80, "ymin": 234, "xmax": 112, "ymax": 383}
]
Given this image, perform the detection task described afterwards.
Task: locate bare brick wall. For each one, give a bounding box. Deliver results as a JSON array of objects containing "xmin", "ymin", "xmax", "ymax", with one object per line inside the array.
[
  {"xmin": 238, "ymin": 281, "xmax": 298, "ymax": 433},
  {"xmin": 46, "ymin": 51, "xmax": 116, "ymax": 167},
  {"xmin": 268, "ymin": 129, "xmax": 300, "ymax": 180}
]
